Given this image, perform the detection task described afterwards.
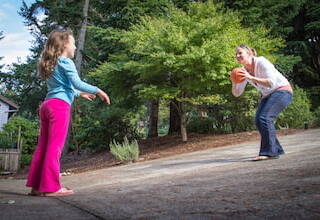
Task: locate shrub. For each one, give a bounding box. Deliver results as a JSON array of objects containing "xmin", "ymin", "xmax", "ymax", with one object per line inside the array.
[
  {"xmin": 312, "ymin": 106, "xmax": 320, "ymax": 127},
  {"xmin": 72, "ymin": 103, "xmax": 143, "ymax": 152},
  {"xmin": 0, "ymin": 133, "xmax": 16, "ymax": 149},
  {"xmin": 187, "ymin": 89, "xmax": 259, "ymax": 134},
  {"xmin": 187, "ymin": 117, "xmax": 215, "ymax": 134},
  {"xmin": 110, "ymin": 137, "xmax": 139, "ymax": 163},
  {"xmin": 276, "ymin": 86, "xmax": 314, "ymax": 128},
  {"xmin": 2, "ymin": 117, "xmax": 38, "ymax": 155},
  {"xmin": 20, "ymin": 154, "xmax": 33, "ymax": 167},
  {"xmin": 2, "ymin": 117, "xmax": 38, "ymax": 167}
]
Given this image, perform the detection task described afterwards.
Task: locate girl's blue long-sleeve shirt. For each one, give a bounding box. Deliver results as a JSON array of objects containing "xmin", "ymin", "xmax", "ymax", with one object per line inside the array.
[{"xmin": 45, "ymin": 56, "xmax": 98, "ymax": 105}]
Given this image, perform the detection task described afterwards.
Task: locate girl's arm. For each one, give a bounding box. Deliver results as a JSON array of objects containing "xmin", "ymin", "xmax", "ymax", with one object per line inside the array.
[
  {"xmin": 61, "ymin": 58, "xmax": 111, "ymax": 104},
  {"xmin": 80, "ymin": 92, "xmax": 96, "ymax": 101},
  {"xmin": 80, "ymin": 90, "xmax": 110, "ymax": 104},
  {"xmin": 96, "ymin": 89, "xmax": 111, "ymax": 105},
  {"xmin": 61, "ymin": 58, "xmax": 99, "ymax": 94}
]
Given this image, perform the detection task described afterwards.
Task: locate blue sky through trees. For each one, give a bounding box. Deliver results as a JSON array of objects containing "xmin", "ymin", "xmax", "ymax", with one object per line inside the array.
[{"xmin": 0, "ymin": 0, "xmax": 37, "ymax": 66}]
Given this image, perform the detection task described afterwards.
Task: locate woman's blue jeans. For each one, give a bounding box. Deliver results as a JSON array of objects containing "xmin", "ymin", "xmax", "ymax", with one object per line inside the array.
[{"xmin": 255, "ymin": 90, "xmax": 293, "ymax": 156}]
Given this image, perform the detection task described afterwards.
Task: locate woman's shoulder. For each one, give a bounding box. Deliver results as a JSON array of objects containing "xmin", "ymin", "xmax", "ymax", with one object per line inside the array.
[
  {"xmin": 255, "ymin": 56, "xmax": 273, "ymax": 66},
  {"xmin": 255, "ymin": 56, "xmax": 269, "ymax": 62}
]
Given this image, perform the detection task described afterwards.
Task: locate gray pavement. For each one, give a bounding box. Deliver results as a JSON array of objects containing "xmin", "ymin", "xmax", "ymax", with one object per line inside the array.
[{"xmin": 1, "ymin": 129, "xmax": 319, "ymax": 220}]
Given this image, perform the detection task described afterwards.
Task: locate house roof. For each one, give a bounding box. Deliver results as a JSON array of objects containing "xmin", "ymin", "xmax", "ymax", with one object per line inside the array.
[{"xmin": 0, "ymin": 95, "xmax": 19, "ymax": 109}]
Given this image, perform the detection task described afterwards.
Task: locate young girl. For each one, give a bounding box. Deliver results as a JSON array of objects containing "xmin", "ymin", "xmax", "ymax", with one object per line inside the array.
[
  {"xmin": 231, "ymin": 44, "xmax": 293, "ymax": 161},
  {"xmin": 26, "ymin": 28, "xmax": 110, "ymax": 196}
]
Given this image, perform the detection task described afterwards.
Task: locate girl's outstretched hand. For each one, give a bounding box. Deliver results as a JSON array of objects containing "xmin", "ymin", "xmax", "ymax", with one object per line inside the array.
[
  {"xmin": 97, "ymin": 89, "xmax": 111, "ymax": 105},
  {"xmin": 80, "ymin": 92, "xmax": 96, "ymax": 101}
]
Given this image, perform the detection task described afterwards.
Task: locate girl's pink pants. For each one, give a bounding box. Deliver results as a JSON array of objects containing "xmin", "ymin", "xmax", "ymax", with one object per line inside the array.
[{"xmin": 26, "ymin": 98, "xmax": 70, "ymax": 193}]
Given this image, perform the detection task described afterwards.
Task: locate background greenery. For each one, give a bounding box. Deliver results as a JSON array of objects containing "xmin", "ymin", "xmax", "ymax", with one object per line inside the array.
[{"xmin": 0, "ymin": 0, "xmax": 319, "ymax": 165}]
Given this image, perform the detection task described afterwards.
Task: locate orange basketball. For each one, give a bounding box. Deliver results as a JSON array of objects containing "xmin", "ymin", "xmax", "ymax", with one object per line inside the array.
[{"xmin": 231, "ymin": 67, "xmax": 245, "ymax": 83}]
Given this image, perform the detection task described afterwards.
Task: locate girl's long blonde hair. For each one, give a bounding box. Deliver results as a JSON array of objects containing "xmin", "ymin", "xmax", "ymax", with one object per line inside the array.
[{"xmin": 38, "ymin": 28, "xmax": 73, "ymax": 79}]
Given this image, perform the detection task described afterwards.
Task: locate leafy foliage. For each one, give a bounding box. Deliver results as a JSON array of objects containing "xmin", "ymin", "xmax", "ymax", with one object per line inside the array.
[
  {"xmin": 2, "ymin": 117, "xmax": 38, "ymax": 158},
  {"xmin": 312, "ymin": 106, "xmax": 320, "ymax": 127},
  {"xmin": 188, "ymin": 89, "xmax": 260, "ymax": 134},
  {"xmin": 276, "ymin": 86, "xmax": 314, "ymax": 128},
  {"xmin": 0, "ymin": 133, "xmax": 16, "ymax": 149},
  {"xmin": 70, "ymin": 98, "xmax": 144, "ymax": 151},
  {"xmin": 219, "ymin": 0, "xmax": 305, "ymax": 38},
  {"xmin": 92, "ymin": 1, "xmax": 283, "ymax": 140},
  {"xmin": 0, "ymin": 60, "xmax": 46, "ymax": 118}
]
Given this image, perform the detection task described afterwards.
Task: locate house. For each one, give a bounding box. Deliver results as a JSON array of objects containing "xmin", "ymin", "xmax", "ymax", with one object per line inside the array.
[{"xmin": 0, "ymin": 95, "xmax": 19, "ymax": 131}]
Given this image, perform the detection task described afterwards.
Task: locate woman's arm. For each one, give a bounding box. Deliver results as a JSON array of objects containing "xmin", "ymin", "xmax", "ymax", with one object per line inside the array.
[
  {"xmin": 240, "ymin": 71, "xmax": 272, "ymax": 88},
  {"xmin": 230, "ymin": 75, "xmax": 247, "ymax": 97}
]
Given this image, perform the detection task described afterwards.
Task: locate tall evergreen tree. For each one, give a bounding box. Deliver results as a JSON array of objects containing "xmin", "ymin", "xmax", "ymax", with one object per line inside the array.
[{"xmin": 92, "ymin": 1, "xmax": 283, "ymax": 141}]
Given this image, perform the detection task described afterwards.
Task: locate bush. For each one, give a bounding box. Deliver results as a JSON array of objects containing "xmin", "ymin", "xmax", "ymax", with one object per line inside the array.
[
  {"xmin": 187, "ymin": 117, "xmax": 215, "ymax": 134},
  {"xmin": 312, "ymin": 106, "xmax": 320, "ymax": 127},
  {"xmin": 20, "ymin": 154, "xmax": 33, "ymax": 167},
  {"xmin": 110, "ymin": 137, "xmax": 139, "ymax": 163},
  {"xmin": 2, "ymin": 117, "xmax": 38, "ymax": 155},
  {"xmin": 187, "ymin": 89, "xmax": 259, "ymax": 134},
  {"xmin": 72, "ymin": 102, "xmax": 143, "ymax": 152},
  {"xmin": 276, "ymin": 86, "xmax": 314, "ymax": 129},
  {"xmin": 2, "ymin": 117, "xmax": 38, "ymax": 167},
  {"xmin": 0, "ymin": 133, "xmax": 16, "ymax": 149}
]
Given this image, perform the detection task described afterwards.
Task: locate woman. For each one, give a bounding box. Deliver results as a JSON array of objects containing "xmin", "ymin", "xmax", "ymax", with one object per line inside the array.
[{"xmin": 231, "ymin": 44, "xmax": 293, "ymax": 161}]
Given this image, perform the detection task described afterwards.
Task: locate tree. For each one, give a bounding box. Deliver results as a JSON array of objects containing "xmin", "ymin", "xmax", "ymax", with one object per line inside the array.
[
  {"xmin": 3, "ymin": 0, "xmax": 86, "ymax": 119},
  {"xmin": 87, "ymin": 0, "xmax": 184, "ymax": 138},
  {"xmin": 218, "ymin": 0, "xmax": 305, "ymax": 38},
  {"xmin": 93, "ymin": 1, "xmax": 283, "ymax": 141},
  {"xmin": 75, "ymin": 0, "xmax": 90, "ymax": 73},
  {"xmin": 288, "ymin": 0, "xmax": 320, "ymax": 86},
  {"xmin": 147, "ymin": 99, "xmax": 159, "ymax": 137},
  {"xmin": 0, "ymin": 31, "xmax": 4, "ymax": 71},
  {"xmin": 88, "ymin": 0, "xmax": 204, "ymax": 137}
]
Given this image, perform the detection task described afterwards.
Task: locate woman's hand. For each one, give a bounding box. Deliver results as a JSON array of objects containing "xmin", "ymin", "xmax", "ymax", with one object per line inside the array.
[
  {"xmin": 239, "ymin": 70, "xmax": 254, "ymax": 81},
  {"xmin": 239, "ymin": 71, "xmax": 272, "ymax": 88},
  {"xmin": 230, "ymin": 67, "xmax": 247, "ymax": 83},
  {"xmin": 97, "ymin": 89, "xmax": 111, "ymax": 105},
  {"xmin": 80, "ymin": 92, "xmax": 96, "ymax": 101}
]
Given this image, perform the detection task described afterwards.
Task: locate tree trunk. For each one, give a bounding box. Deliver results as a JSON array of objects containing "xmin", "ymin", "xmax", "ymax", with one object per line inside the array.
[
  {"xmin": 63, "ymin": 0, "xmax": 89, "ymax": 156},
  {"xmin": 147, "ymin": 100, "xmax": 159, "ymax": 138},
  {"xmin": 168, "ymin": 100, "xmax": 181, "ymax": 135},
  {"xmin": 75, "ymin": 0, "xmax": 90, "ymax": 73},
  {"xmin": 180, "ymin": 110, "xmax": 188, "ymax": 142}
]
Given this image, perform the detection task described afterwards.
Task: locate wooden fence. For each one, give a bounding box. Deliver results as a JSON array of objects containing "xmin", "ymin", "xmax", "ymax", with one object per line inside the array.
[
  {"xmin": 0, "ymin": 148, "xmax": 21, "ymax": 171},
  {"xmin": 0, "ymin": 126, "xmax": 22, "ymax": 172}
]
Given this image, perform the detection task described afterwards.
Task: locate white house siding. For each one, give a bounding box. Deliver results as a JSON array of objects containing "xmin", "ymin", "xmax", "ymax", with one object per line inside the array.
[{"xmin": 0, "ymin": 100, "xmax": 9, "ymax": 131}]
